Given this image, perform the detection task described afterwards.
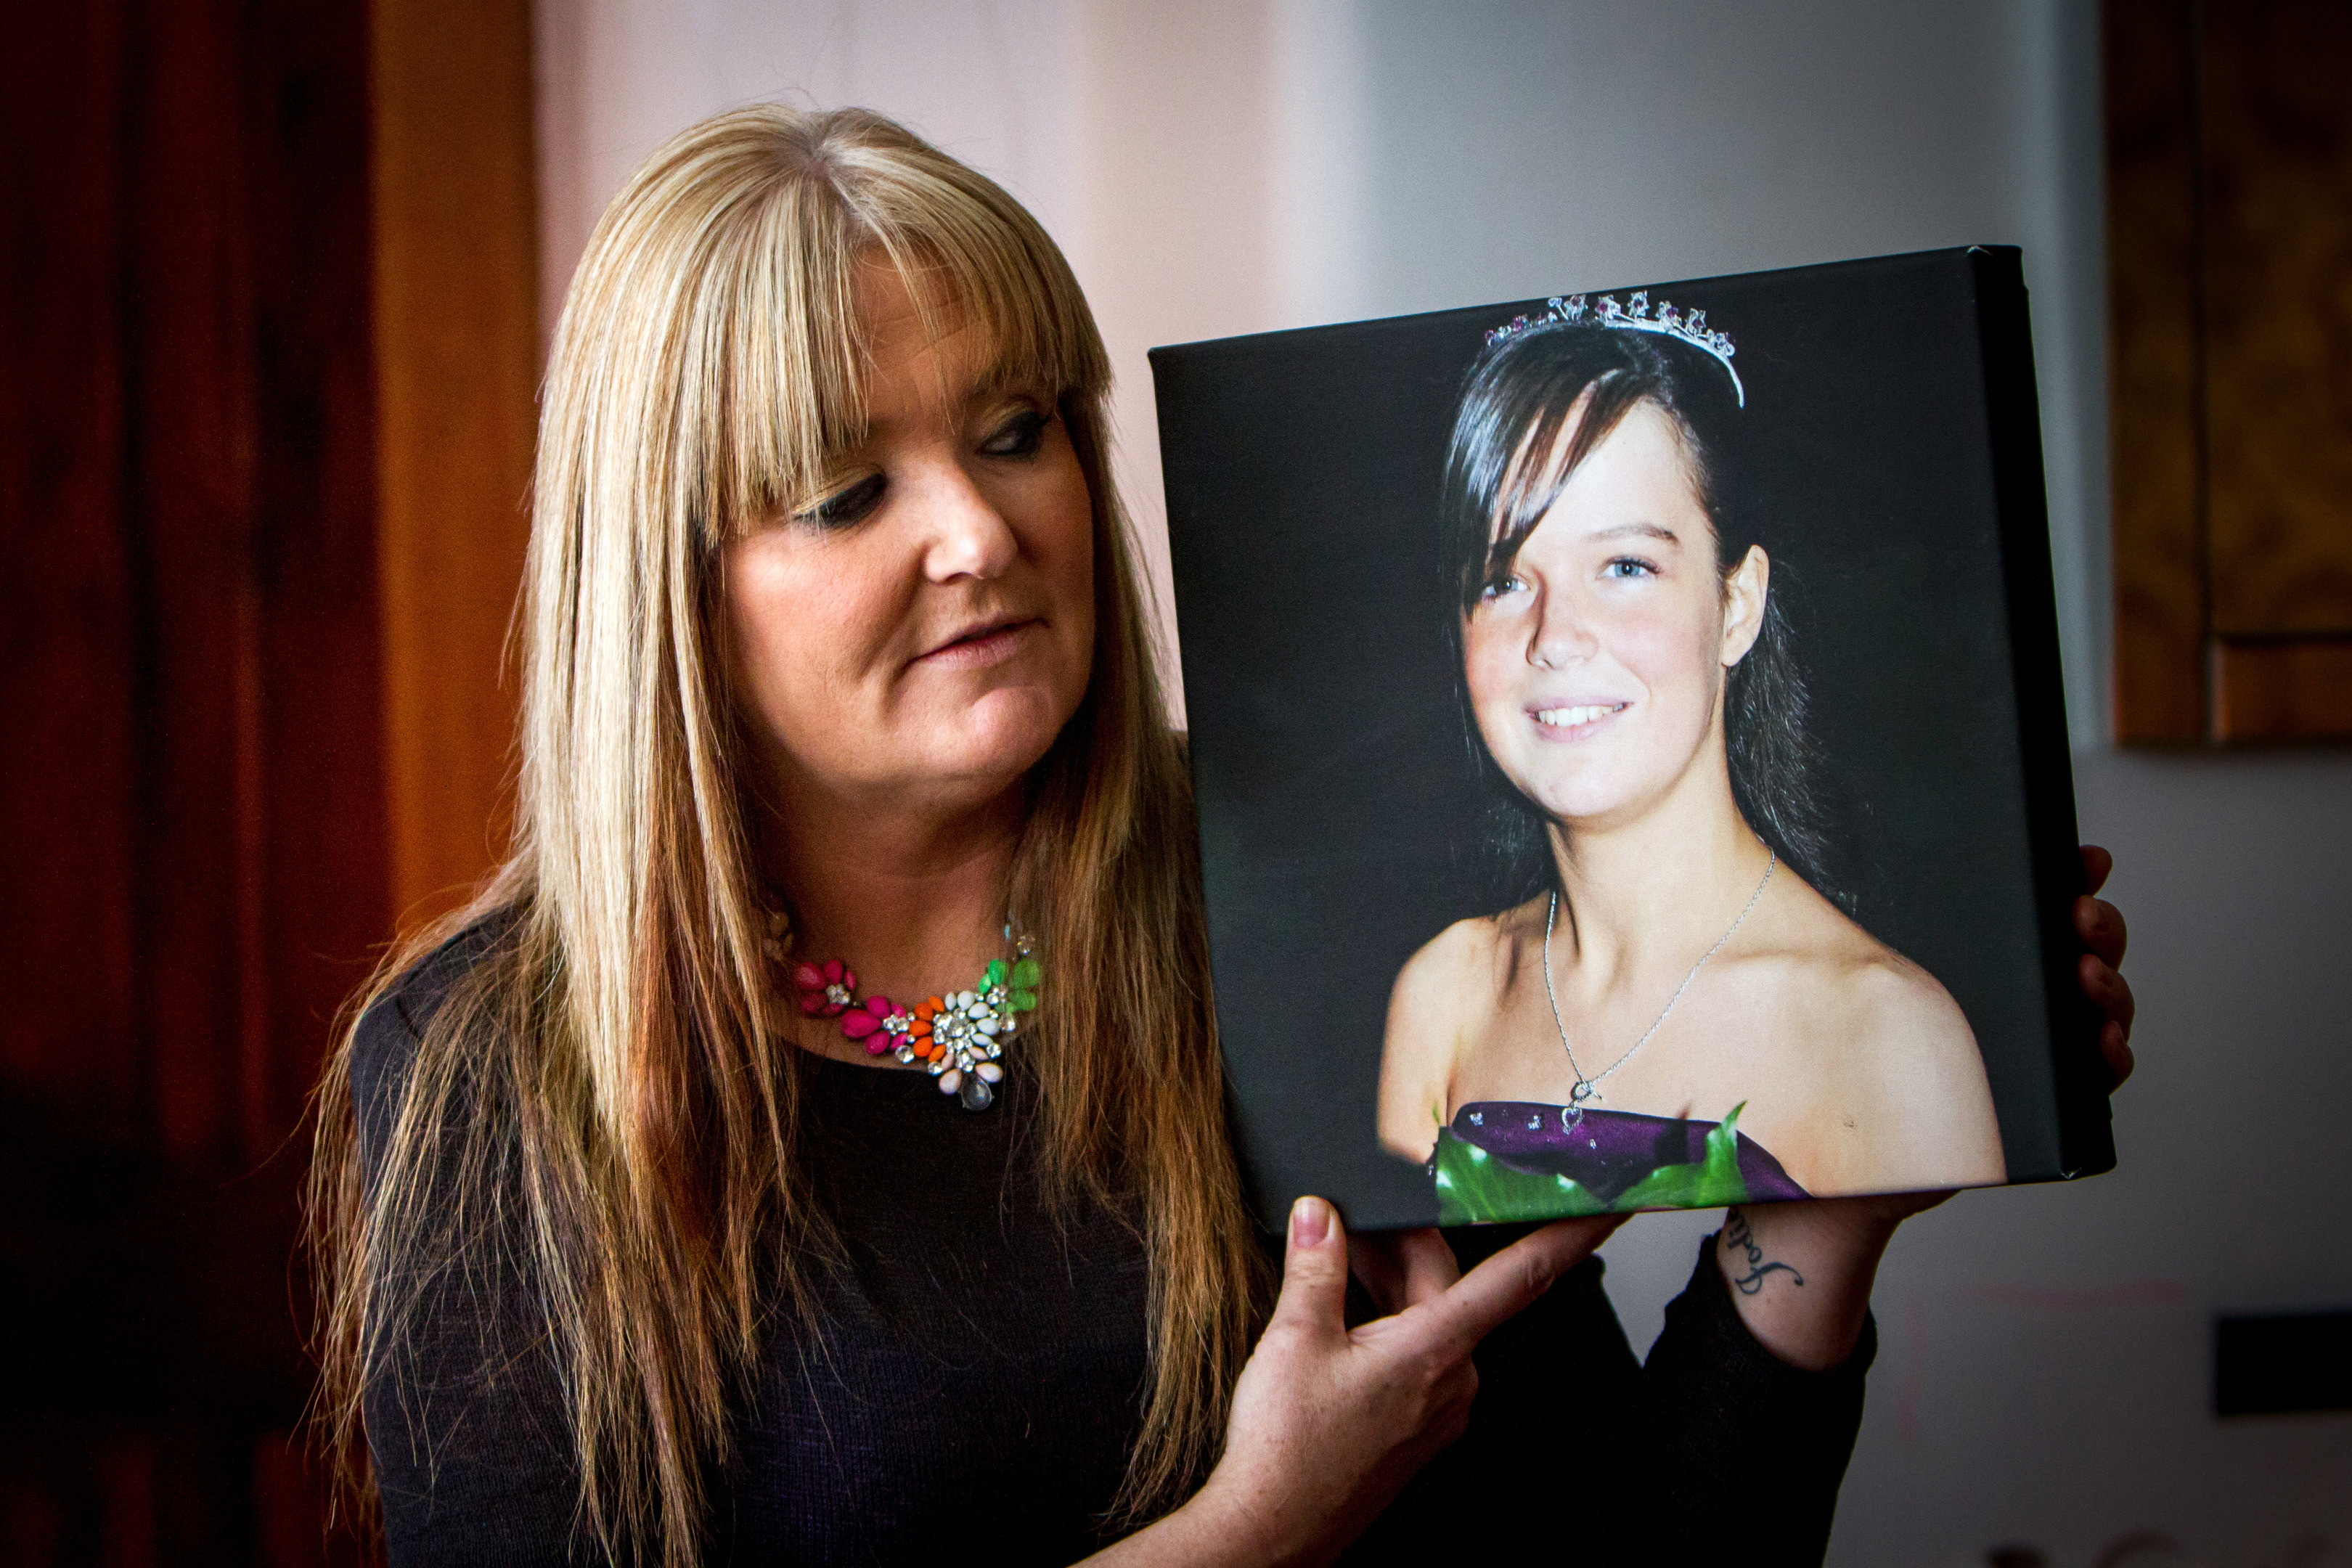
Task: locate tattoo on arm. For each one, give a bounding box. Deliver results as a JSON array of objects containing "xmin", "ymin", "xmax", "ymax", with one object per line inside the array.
[{"xmin": 1721, "ymin": 1208, "xmax": 1805, "ymax": 1297}]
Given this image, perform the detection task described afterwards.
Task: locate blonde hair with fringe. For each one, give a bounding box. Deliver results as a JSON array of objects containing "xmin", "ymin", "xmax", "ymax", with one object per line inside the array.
[{"xmin": 309, "ymin": 105, "xmax": 1270, "ymax": 1565}]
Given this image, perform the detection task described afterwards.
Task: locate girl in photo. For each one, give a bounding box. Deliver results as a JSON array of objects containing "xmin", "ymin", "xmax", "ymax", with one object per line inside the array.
[{"xmin": 1377, "ymin": 298, "xmax": 2009, "ymax": 1217}]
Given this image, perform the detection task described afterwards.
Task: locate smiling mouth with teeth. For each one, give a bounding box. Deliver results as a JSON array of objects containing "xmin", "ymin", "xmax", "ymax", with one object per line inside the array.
[{"xmin": 1533, "ymin": 703, "xmax": 1628, "ymax": 728}]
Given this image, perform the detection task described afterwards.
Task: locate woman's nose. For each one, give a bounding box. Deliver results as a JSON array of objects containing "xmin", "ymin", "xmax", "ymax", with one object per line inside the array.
[
  {"xmin": 1530, "ymin": 588, "xmax": 1598, "ymax": 669},
  {"xmin": 918, "ymin": 460, "xmax": 1018, "ymax": 583}
]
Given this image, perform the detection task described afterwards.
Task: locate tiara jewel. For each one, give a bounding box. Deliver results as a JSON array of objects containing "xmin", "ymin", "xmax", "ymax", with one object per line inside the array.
[{"xmin": 1483, "ymin": 292, "xmax": 1744, "ymax": 407}]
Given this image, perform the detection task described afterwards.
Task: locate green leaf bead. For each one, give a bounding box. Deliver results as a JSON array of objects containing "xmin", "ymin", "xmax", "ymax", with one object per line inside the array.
[
  {"xmin": 983, "ymin": 959, "xmax": 1008, "ymax": 988},
  {"xmin": 1009, "ymin": 957, "xmax": 1041, "ymax": 989},
  {"xmin": 1008, "ymin": 988, "xmax": 1037, "ymax": 1012}
]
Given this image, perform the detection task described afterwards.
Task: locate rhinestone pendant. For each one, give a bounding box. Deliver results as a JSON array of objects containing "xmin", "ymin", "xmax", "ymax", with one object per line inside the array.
[{"xmin": 958, "ymin": 1074, "xmax": 993, "ymax": 1111}]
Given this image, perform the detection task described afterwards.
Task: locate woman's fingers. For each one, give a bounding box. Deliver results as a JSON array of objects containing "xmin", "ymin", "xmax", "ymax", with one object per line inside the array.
[
  {"xmin": 1203, "ymin": 1209, "xmax": 1622, "ymax": 1562},
  {"xmin": 1413, "ymin": 1214, "xmax": 1625, "ymax": 1360},
  {"xmin": 1347, "ymin": 1230, "xmax": 1408, "ymax": 1316},
  {"xmin": 2070, "ymin": 847, "xmax": 2134, "ymax": 1092},
  {"xmin": 2075, "ymin": 893, "xmax": 2128, "ymax": 968},
  {"xmin": 1350, "ymin": 1229, "xmax": 1458, "ymax": 1317},
  {"xmin": 1347, "ymin": 1226, "xmax": 1460, "ymax": 1317},
  {"xmin": 1271, "ymin": 1197, "xmax": 1352, "ymax": 1338},
  {"xmin": 2079, "ymin": 952, "xmax": 2136, "ymax": 1037},
  {"xmin": 1392, "ymin": 1228, "xmax": 1462, "ymax": 1309},
  {"xmin": 2078, "ymin": 953, "xmax": 2136, "ymax": 1090},
  {"xmin": 2100, "ymin": 1019, "xmax": 2136, "ymax": 1090}
]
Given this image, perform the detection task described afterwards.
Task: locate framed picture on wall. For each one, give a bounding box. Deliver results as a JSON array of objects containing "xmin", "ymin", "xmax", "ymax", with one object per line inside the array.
[{"xmin": 1152, "ymin": 247, "xmax": 2116, "ymax": 1231}]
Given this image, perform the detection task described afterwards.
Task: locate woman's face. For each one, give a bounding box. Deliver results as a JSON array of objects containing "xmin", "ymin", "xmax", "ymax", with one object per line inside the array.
[
  {"xmin": 1462, "ymin": 399, "xmax": 1765, "ymax": 830},
  {"xmin": 723, "ymin": 265, "xmax": 1095, "ymax": 821}
]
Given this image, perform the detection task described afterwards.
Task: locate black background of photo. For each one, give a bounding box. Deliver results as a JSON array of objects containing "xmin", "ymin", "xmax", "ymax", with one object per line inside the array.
[{"xmin": 1153, "ymin": 248, "xmax": 2107, "ymax": 1231}]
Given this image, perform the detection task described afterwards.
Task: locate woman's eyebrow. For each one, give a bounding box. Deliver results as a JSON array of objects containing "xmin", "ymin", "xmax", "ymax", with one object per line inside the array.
[
  {"xmin": 857, "ymin": 351, "xmax": 1034, "ymax": 444},
  {"xmin": 964, "ymin": 359, "xmax": 1045, "ymax": 407},
  {"xmin": 1585, "ymin": 522, "xmax": 1681, "ymax": 545}
]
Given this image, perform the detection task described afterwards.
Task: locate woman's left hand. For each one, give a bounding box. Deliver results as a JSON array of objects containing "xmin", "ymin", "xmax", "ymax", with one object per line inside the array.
[
  {"xmin": 1723, "ymin": 843, "xmax": 2138, "ymax": 1368},
  {"xmin": 2075, "ymin": 844, "xmax": 2133, "ymax": 1090}
]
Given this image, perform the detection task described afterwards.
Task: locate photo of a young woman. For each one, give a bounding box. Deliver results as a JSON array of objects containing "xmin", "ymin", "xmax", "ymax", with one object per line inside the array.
[{"xmin": 1374, "ymin": 298, "xmax": 2006, "ymax": 1218}]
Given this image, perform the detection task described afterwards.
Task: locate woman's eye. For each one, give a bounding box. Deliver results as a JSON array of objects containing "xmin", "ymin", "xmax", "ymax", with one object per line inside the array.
[
  {"xmin": 1601, "ymin": 557, "xmax": 1657, "ymax": 580},
  {"xmin": 797, "ymin": 472, "xmax": 886, "ymax": 528},
  {"xmin": 1479, "ymin": 573, "xmax": 1528, "ymax": 602},
  {"xmin": 979, "ymin": 408, "xmax": 1050, "ymax": 460}
]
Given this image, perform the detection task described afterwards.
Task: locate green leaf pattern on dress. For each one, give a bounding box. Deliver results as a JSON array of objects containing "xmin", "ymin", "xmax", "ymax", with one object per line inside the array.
[{"xmin": 1432, "ymin": 1103, "xmax": 1755, "ymax": 1225}]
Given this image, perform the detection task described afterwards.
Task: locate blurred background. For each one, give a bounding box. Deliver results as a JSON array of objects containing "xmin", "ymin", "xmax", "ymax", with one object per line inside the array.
[{"xmin": 4, "ymin": 1, "xmax": 2346, "ymax": 1564}]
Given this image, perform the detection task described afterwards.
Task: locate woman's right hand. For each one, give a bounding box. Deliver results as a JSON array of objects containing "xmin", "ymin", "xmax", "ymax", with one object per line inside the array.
[{"xmin": 1140, "ymin": 1198, "xmax": 1622, "ymax": 1567}]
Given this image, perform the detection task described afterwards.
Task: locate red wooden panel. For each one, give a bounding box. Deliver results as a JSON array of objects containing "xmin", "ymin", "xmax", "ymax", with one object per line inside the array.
[
  {"xmin": 239, "ymin": 0, "xmax": 391, "ymax": 1164},
  {"xmin": 120, "ymin": 0, "xmax": 256, "ymax": 1167},
  {"xmin": 372, "ymin": 0, "xmax": 539, "ymax": 935},
  {"xmin": 4, "ymin": 0, "xmax": 393, "ymax": 1559},
  {"xmin": 2202, "ymin": 0, "xmax": 2352, "ymax": 638},
  {"xmin": 2213, "ymin": 637, "xmax": 2352, "ymax": 740},
  {"xmin": 0, "ymin": 0, "xmax": 140, "ymax": 1128},
  {"xmin": 2104, "ymin": 0, "xmax": 2208, "ymax": 743}
]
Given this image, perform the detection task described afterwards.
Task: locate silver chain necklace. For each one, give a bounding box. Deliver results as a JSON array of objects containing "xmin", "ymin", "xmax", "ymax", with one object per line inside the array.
[{"xmin": 1543, "ymin": 849, "xmax": 1776, "ymax": 1120}]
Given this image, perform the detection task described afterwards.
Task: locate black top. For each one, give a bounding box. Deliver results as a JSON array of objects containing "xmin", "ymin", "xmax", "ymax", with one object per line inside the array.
[{"xmin": 356, "ymin": 936, "xmax": 1876, "ymax": 1567}]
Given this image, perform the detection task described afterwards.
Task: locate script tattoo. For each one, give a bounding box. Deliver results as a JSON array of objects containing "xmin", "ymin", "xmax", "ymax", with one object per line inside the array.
[{"xmin": 1721, "ymin": 1208, "xmax": 1805, "ymax": 1297}]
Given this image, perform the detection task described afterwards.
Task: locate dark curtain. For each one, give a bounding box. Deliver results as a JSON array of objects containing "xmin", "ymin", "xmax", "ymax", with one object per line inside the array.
[{"xmin": 1, "ymin": 2, "xmax": 388, "ymax": 1561}]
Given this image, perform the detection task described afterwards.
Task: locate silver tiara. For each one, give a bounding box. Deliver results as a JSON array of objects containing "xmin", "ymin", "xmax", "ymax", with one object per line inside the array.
[{"xmin": 1483, "ymin": 291, "xmax": 1744, "ymax": 407}]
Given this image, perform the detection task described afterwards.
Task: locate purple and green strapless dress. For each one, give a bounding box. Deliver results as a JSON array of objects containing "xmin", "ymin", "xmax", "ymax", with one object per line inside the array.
[{"xmin": 1431, "ymin": 1100, "xmax": 1808, "ymax": 1225}]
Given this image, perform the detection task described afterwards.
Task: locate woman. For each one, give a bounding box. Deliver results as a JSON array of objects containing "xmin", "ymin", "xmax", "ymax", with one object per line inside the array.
[
  {"xmin": 309, "ymin": 107, "xmax": 2136, "ymax": 1566},
  {"xmin": 1379, "ymin": 301, "xmax": 2010, "ymax": 1212}
]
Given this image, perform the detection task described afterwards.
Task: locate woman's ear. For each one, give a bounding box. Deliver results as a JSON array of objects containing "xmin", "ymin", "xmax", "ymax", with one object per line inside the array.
[{"xmin": 1720, "ymin": 544, "xmax": 1769, "ymax": 668}]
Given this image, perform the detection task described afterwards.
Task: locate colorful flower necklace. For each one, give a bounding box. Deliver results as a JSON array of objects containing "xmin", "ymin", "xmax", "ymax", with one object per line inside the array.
[{"xmin": 767, "ymin": 912, "xmax": 1039, "ymax": 1112}]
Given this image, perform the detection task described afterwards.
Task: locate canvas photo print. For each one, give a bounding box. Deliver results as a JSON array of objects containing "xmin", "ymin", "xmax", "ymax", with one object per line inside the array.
[{"xmin": 1152, "ymin": 248, "xmax": 2115, "ymax": 1232}]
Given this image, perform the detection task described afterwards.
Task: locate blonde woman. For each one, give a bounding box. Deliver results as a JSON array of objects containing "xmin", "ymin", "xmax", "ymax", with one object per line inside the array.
[{"xmin": 309, "ymin": 107, "xmax": 2136, "ymax": 1566}]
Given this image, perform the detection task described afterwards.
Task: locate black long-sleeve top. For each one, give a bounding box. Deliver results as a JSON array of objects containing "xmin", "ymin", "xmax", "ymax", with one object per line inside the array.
[{"xmin": 355, "ymin": 940, "xmax": 1875, "ymax": 1566}]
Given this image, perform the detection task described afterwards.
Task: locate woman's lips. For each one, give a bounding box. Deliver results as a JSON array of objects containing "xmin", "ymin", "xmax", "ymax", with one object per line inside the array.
[
  {"xmin": 1529, "ymin": 701, "xmax": 1629, "ymax": 736},
  {"xmin": 915, "ymin": 617, "xmax": 1039, "ymax": 671}
]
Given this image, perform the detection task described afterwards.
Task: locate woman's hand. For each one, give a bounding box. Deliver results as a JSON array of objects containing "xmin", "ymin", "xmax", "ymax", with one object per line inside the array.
[
  {"xmin": 2077, "ymin": 844, "xmax": 2133, "ymax": 1089},
  {"xmin": 1102, "ymin": 1199, "xmax": 1620, "ymax": 1568}
]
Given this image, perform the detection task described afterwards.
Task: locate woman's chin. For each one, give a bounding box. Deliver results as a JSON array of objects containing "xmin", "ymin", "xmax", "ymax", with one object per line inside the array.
[
  {"xmin": 1502, "ymin": 764, "xmax": 1643, "ymax": 827},
  {"xmin": 1533, "ymin": 796, "xmax": 1628, "ymax": 829},
  {"xmin": 921, "ymin": 688, "xmax": 1075, "ymax": 788}
]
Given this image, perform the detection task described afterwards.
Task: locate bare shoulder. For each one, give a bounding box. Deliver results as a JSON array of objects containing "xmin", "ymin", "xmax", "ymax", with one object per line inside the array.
[
  {"xmin": 1376, "ymin": 908, "xmax": 1524, "ymax": 1163},
  {"xmin": 1759, "ymin": 882, "xmax": 1972, "ymax": 1059},
  {"xmin": 1836, "ymin": 939, "xmax": 1979, "ymax": 1066},
  {"xmin": 1390, "ymin": 914, "xmax": 1508, "ymax": 1009},
  {"xmin": 1765, "ymin": 884, "xmax": 2005, "ymax": 1190}
]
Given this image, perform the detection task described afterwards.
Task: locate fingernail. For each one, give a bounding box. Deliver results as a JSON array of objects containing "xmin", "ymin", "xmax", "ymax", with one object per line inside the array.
[{"xmin": 1291, "ymin": 1196, "xmax": 1331, "ymax": 1249}]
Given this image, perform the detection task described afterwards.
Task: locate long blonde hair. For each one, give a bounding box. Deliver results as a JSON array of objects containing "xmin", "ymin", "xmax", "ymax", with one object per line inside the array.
[{"xmin": 309, "ymin": 105, "xmax": 1269, "ymax": 1564}]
